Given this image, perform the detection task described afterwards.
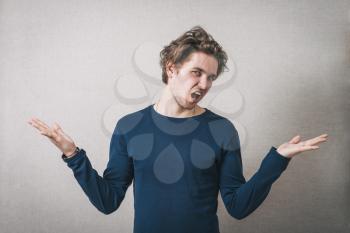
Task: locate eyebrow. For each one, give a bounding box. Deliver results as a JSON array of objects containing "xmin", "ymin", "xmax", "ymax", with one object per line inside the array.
[{"xmin": 192, "ymin": 67, "xmax": 217, "ymax": 79}]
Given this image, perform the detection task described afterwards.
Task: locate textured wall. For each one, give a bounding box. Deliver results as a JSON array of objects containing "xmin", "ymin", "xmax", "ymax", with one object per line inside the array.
[{"xmin": 1, "ymin": 0, "xmax": 349, "ymax": 232}]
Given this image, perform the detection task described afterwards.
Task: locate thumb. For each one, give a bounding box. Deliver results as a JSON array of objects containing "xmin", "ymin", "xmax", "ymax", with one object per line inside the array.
[
  {"xmin": 53, "ymin": 122, "xmax": 64, "ymax": 134},
  {"xmin": 289, "ymin": 135, "xmax": 301, "ymax": 144},
  {"xmin": 53, "ymin": 122, "xmax": 74, "ymax": 142}
]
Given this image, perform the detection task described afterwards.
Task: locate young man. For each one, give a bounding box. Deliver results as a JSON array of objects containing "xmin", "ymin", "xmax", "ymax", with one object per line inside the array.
[{"xmin": 28, "ymin": 26, "xmax": 328, "ymax": 233}]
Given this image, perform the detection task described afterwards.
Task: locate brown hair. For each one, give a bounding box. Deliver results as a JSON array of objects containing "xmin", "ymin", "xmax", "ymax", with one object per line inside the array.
[{"xmin": 159, "ymin": 25, "xmax": 229, "ymax": 84}]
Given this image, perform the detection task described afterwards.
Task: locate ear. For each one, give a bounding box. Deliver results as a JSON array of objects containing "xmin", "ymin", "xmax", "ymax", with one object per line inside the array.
[{"xmin": 166, "ymin": 63, "xmax": 177, "ymax": 79}]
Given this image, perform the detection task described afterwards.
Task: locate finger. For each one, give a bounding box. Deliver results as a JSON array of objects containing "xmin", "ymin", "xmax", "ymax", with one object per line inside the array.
[
  {"xmin": 41, "ymin": 125, "xmax": 56, "ymax": 137},
  {"xmin": 314, "ymin": 134, "xmax": 328, "ymax": 140},
  {"xmin": 52, "ymin": 125, "xmax": 64, "ymax": 141},
  {"xmin": 40, "ymin": 127, "xmax": 55, "ymax": 139},
  {"xmin": 32, "ymin": 118, "xmax": 51, "ymax": 130},
  {"xmin": 28, "ymin": 118, "xmax": 61, "ymax": 142},
  {"xmin": 296, "ymin": 143, "xmax": 319, "ymax": 153},
  {"xmin": 289, "ymin": 135, "xmax": 301, "ymax": 144},
  {"xmin": 48, "ymin": 128, "xmax": 62, "ymax": 145},
  {"xmin": 53, "ymin": 122, "xmax": 65, "ymax": 134},
  {"xmin": 53, "ymin": 122, "xmax": 74, "ymax": 142},
  {"xmin": 29, "ymin": 120, "xmax": 46, "ymax": 132},
  {"xmin": 38, "ymin": 120, "xmax": 63, "ymax": 141},
  {"xmin": 40, "ymin": 129, "xmax": 53, "ymax": 137},
  {"xmin": 311, "ymin": 136, "xmax": 328, "ymax": 144},
  {"xmin": 51, "ymin": 128, "xmax": 60, "ymax": 139},
  {"xmin": 52, "ymin": 122, "xmax": 69, "ymax": 140},
  {"xmin": 301, "ymin": 135, "xmax": 328, "ymax": 147},
  {"xmin": 302, "ymin": 145, "xmax": 320, "ymax": 151},
  {"xmin": 310, "ymin": 136, "xmax": 328, "ymax": 146},
  {"xmin": 30, "ymin": 119, "xmax": 49, "ymax": 133}
]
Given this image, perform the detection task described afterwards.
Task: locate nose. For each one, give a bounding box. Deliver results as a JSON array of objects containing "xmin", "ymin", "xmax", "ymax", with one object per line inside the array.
[{"xmin": 198, "ymin": 75, "xmax": 211, "ymax": 90}]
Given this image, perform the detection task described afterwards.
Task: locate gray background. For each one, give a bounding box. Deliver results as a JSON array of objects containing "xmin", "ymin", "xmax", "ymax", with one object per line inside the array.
[{"xmin": 1, "ymin": 0, "xmax": 349, "ymax": 233}]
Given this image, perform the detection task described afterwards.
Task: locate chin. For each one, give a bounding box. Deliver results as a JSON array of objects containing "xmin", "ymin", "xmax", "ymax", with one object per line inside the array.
[{"xmin": 182, "ymin": 101, "xmax": 195, "ymax": 109}]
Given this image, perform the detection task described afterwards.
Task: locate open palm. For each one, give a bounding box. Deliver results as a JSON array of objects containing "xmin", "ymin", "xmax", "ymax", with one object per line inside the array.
[
  {"xmin": 277, "ymin": 134, "xmax": 328, "ymax": 159},
  {"xmin": 28, "ymin": 118, "xmax": 77, "ymax": 156}
]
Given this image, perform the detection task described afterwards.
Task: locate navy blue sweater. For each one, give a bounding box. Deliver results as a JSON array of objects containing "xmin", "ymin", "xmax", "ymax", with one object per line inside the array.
[{"xmin": 62, "ymin": 104, "xmax": 291, "ymax": 233}]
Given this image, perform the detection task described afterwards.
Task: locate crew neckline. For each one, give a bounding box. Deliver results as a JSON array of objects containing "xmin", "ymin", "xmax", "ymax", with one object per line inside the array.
[{"xmin": 150, "ymin": 104, "xmax": 209, "ymax": 120}]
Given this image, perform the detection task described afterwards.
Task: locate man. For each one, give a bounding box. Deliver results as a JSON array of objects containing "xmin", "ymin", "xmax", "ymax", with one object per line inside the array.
[{"xmin": 28, "ymin": 26, "xmax": 328, "ymax": 233}]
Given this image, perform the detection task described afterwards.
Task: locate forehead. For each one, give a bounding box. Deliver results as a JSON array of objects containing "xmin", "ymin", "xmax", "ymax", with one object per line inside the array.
[{"xmin": 181, "ymin": 51, "xmax": 218, "ymax": 75}]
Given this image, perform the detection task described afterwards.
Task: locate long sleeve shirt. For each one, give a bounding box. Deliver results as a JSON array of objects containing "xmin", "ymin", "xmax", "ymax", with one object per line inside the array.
[{"xmin": 62, "ymin": 104, "xmax": 291, "ymax": 233}]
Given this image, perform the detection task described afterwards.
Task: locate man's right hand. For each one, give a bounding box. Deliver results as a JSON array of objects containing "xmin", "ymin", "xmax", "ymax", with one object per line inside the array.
[{"xmin": 28, "ymin": 118, "xmax": 77, "ymax": 157}]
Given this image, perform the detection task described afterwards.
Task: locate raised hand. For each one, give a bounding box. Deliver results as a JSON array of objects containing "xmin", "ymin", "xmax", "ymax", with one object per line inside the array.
[
  {"xmin": 28, "ymin": 118, "xmax": 77, "ymax": 157},
  {"xmin": 276, "ymin": 134, "xmax": 328, "ymax": 159}
]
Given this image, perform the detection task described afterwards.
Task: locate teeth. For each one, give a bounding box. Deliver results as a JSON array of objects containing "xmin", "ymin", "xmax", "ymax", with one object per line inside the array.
[{"xmin": 191, "ymin": 91, "xmax": 201, "ymax": 100}]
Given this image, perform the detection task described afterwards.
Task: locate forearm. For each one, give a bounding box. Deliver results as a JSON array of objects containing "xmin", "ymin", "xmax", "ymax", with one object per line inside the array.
[
  {"xmin": 221, "ymin": 146, "xmax": 291, "ymax": 219},
  {"xmin": 62, "ymin": 149, "xmax": 128, "ymax": 214}
]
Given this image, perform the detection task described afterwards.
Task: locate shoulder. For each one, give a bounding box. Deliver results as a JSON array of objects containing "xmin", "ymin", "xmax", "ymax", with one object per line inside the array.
[
  {"xmin": 205, "ymin": 108, "xmax": 237, "ymax": 132},
  {"xmin": 205, "ymin": 109, "xmax": 240, "ymax": 151},
  {"xmin": 114, "ymin": 105, "xmax": 150, "ymax": 135}
]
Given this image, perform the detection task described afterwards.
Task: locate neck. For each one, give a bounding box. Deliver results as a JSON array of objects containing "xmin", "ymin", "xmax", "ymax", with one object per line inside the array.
[
  {"xmin": 155, "ymin": 101, "xmax": 196, "ymax": 118},
  {"xmin": 154, "ymin": 87, "xmax": 197, "ymax": 118}
]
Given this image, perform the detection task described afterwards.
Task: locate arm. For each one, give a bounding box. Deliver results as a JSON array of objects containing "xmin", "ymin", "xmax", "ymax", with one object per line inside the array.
[
  {"xmin": 62, "ymin": 122, "xmax": 134, "ymax": 215},
  {"xmin": 219, "ymin": 127, "xmax": 291, "ymax": 220}
]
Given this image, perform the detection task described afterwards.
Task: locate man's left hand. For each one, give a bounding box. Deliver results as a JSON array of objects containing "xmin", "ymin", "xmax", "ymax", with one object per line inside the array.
[{"xmin": 276, "ymin": 134, "xmax": 328, "ymax": 159}]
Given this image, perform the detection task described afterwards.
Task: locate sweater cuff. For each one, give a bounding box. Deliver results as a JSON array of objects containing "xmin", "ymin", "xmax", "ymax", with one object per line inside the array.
[
  {"xmin": 61, "ymin": 148, "xmax": 86, "ymax": 164},
  {"xmin": 268, "ymin": 146, "xmax": 291, "ymax": 172},
  {"xmin": 257, "ymin": 146, "xmax": 292, "ymax": 178}
]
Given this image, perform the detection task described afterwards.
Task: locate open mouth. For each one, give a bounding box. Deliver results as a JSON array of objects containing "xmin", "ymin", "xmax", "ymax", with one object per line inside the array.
[{"xmin": 191, "ymin": 91, "xmax": 202, "ymax": 101}]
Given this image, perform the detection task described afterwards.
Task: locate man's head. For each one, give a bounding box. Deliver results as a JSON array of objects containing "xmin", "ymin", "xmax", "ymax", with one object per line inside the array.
[
  {"xmin": 159, "ymin": 26, "xmax": 228, "ymax": 109},
  {"xmin": 165, "ymin": 51, "xmax": 218, "ymax": 108},
  {"xmin": 159, "ymin": 25, "xmax": 228, "ymax": 85}
]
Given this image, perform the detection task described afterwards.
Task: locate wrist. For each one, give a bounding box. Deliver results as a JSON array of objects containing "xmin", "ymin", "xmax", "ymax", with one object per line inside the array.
[
  {"xmin": 64, "ymin": 146, "xmax": 79, "ymax": 158},
  {"xmin": 276, "ymin": 147, "xmax": 292, "ymax": 159}
]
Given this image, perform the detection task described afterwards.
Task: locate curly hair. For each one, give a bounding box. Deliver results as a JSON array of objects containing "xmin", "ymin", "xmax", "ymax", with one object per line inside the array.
[{"xmin": 159, "ymin": 25, "xmax": 229, "ymax": 84}]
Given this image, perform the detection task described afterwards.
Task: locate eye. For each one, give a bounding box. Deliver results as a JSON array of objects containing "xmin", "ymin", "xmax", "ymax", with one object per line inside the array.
[
  {"xmin": 192, "ymin": 70, "xmax": 201, "ymax": 77},
  {"xmin": 208, "ymin": 76, "xmax": 216, "ymax": 81}
]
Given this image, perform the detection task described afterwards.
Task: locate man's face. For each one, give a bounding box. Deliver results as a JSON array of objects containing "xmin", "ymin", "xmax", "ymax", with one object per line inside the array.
[{"xmin": 167, "ymin": 51, "xmax": 218, "ymax": 109}]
